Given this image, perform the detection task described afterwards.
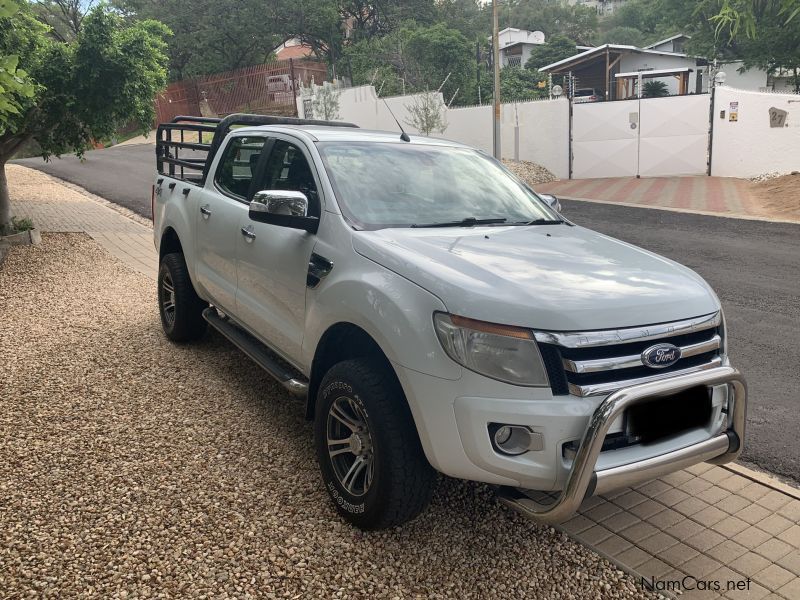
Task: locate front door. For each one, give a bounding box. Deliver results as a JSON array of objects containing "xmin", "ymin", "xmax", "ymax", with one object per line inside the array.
[
  {"xmin": 194, "ymin": 135, "xmax": 266, "ymax": 313},
  {"xmin": 235, "ymin": 137, "xmax": 320, "ymax": 363}
]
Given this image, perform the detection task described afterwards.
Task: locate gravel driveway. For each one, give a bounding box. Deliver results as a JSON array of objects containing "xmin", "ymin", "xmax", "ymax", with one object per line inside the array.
[{"xmin": 0, "ymin": 234, "xmax": 656, "ymax": 599}]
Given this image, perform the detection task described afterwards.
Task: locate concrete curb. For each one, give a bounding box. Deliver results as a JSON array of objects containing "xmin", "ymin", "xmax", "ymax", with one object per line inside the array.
[
  {"xmin": 722, "ymin": 463, "xmax": 800, "ymax": 501},
  {"xmin": 558, "ymin": 195, "xmax": 800, "ymax": 226}
]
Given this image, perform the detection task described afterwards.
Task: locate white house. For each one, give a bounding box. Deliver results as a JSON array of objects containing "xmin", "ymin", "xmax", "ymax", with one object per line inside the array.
[{"xmin": 493, "ymin": 28, "xmax": 546, "ymax": 68}]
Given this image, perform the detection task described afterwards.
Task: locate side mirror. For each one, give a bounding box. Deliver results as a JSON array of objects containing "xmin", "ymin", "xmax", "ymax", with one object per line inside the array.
[
  {"xmin": 249, "ymin": 190, "xmax": 319, "ymax": 233},
  {"xmin": 538, "ymin": 193, "xmax": 561, "ymax": 213}
]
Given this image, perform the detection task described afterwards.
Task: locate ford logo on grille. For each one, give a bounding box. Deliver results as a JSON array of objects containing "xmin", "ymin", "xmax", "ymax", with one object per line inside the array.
[{"xmin": 642, "ymin": 343, "xmax": 682, "ymax": 369}]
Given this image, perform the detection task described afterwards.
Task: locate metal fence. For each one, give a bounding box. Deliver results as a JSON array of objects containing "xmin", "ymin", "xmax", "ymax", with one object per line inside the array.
[{"xmin": 154, "ymin": 59, "xmax": 329, "ymax": 124}]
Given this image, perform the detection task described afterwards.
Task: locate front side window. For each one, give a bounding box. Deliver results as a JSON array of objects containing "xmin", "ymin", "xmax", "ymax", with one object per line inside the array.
[
  {"xmin": 318, "ymin": 142, "xmax": 558, "ymax": 230},
  {"xmin": 259, "ymin": 140, "xmax": 319, "ymax": 213},
  {"xmin": 214, "ymin": 136, "xmax": 267, "ymax": 200}
]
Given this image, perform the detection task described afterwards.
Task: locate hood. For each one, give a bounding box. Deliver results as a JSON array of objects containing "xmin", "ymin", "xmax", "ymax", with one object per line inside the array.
[{"xmin": 352, "ymin": 224, "xmax": 719, "ymax": 331}]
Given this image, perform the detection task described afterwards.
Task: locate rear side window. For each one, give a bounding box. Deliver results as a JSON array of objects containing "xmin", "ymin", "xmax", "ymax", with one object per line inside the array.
[{"xmin": 214, "ymin": 136, "xmax": 267, "ymax": 200}]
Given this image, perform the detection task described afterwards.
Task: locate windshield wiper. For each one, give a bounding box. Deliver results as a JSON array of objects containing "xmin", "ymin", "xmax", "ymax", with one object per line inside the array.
[
  {"xmin": 411, "ymin": 217, "xmax": 508, "ymax": 228},
  {"xmin": 515, "ymin": 218, "xmax": 565, "ymax": 225}
]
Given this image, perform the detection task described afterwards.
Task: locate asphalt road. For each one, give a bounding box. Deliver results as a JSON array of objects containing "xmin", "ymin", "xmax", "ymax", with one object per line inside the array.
[
  {"xmin": 15, "ymin": 144, "xmax": 156, "ymax": 217},
  {"xmin": 15, "ymin": 145, "xmax": 800, "ymax": 484}
]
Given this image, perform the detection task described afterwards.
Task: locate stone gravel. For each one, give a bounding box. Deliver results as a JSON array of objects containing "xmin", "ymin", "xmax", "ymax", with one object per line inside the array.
[
  {"xmin": 502, "ymin": 160, "xmax": 557, "ymax": 187},
  {"xmin": 0, "ymin": 233, "xmax": 658, "ymax": 599}
]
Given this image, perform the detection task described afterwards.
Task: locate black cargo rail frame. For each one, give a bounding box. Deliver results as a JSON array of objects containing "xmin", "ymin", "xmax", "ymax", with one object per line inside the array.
[{"xmin": 156, "ymin": 113, "xmax": 359, "ymax": 184}]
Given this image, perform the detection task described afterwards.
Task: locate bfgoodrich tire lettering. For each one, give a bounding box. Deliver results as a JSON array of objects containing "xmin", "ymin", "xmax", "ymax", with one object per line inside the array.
[
  {"xmin": 314, "ymin": 358, "xmax": 436, "ymax": 529},
  {"xmin": 158, "ymin": 252, "xmax": 207, "ymax": 342}
]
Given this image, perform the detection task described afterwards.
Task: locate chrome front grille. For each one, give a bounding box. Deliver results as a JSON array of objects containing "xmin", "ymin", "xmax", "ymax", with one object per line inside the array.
[{"xmin": 534, "ymin": 313, "xmax": 723, "ymax": 397}]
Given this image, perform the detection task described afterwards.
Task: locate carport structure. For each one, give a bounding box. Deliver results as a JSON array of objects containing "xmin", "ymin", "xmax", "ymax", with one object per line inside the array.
[{"xmin": 539, "ymin": 44, "xmax": 707, "ymax": 101}]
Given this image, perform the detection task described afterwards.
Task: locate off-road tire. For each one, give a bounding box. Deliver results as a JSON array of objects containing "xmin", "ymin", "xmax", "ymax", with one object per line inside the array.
[
  {"xmin": 314, "ymin": 358, "xmax": 436, "ymax": 529},
  {"xmin": 158, "ymin": 252, "xmax": 207, "ymax": 342}
]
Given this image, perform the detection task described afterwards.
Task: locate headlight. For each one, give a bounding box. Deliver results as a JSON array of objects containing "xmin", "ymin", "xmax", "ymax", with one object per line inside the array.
[{"xmin": 433, "ymin": 312, "xmax": 549, "ymax": 387}]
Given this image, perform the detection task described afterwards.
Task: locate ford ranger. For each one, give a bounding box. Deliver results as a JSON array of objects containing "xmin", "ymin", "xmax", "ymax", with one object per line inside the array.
[{"xmin": 152, "ymin": 114, "xmax": 746, "ymax": 530}]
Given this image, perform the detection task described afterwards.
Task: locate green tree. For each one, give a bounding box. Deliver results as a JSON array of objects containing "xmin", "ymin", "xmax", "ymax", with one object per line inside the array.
[
  {"xmin": 525, "ymin": 35, "xmax": 577, "ymax": 70},
  {"xmin": 343, "ymin": 22, "xmax": 475, "ymax": 104},
  {"xmin": 115, "ymin": 0, "xmax": 284, "ymax": 79},
  {"xmin": 498, "ymin": 65, "xmax": 547, "ymax": 101},
  {"xmin": 710, "ymin": 0, "xmax": 800, "ymax": 91},
  {"xmin": 0, "ymin": 3, "xmax": 169, "ymax": 232},
  {"xmin": 593, "ymin": 25, "xmax": 647, "ymax": 47},
  {"xmin": 711, "ymin": 0, "xmax": 800, "ymax": 39},
  {"xmin": 0, "ymin": 2, "xmax": 36, "ymax": 131},
  {"xmin": 32, "ymin": 0, "xmax": 97, "ymax": 41},
  {"xmin": 503, "ymin": 1, "xmax": 598, "ymax": 46}
]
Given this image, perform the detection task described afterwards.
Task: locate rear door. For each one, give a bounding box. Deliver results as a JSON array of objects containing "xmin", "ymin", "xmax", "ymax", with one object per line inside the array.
[
  {"xmin": 194, "ymin": 135, "xmax": 267, "ymax": 313},
  {"xmin": 235, "ymin": 136, "xmax": 321, "ymax": 363}
]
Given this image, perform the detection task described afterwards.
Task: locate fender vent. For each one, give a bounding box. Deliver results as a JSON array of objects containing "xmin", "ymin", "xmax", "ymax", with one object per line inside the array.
[{"xmin": 307, "ymin": 253, "xmax": 334, "ymax": 288}]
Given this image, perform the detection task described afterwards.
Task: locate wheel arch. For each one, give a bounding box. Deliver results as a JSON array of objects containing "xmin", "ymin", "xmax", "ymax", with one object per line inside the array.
[
  {"xmin": 306, "ymin": 322, "xmax": 398, "ymax": 420},
  {"xmin": 159, "ymin": 226, "xmax": 183, "ymax": 261}
]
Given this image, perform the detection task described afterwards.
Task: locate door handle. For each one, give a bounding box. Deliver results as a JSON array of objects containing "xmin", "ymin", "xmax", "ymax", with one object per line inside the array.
[
  {"xmin": 200, "ymin": 205, "xmax": 211, "ymax": 219},
  {"xmin": 240, "ymin": 226, "xmax": 256, "ymax": 241},
  {"xmin": 182, "ymin": 187, "xmax": 191, "ymax": 196}
]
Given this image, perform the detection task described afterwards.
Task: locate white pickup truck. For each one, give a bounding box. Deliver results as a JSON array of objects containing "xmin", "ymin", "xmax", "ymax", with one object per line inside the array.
[{"xmin": 153, "ymin": 114, "xmax": 747, "ymax": 530}]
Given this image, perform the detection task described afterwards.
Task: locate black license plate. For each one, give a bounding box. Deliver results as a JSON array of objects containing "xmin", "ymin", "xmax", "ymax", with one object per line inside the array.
[{"xmin": 627, "ymin": 385, "xmax": 712, "ymax": 445}]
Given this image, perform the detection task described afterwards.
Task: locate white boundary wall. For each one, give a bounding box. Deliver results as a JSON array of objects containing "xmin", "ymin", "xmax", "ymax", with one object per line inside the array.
[
  {"xmin": 711, "ymin": 86, "xmax": 800, "ymax": 178},
  {"xmin": 302, "ymin": 85, "xmax": 570, "ymax": 179}
]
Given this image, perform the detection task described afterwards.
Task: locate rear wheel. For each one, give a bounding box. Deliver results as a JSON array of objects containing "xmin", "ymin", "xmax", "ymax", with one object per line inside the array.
[
  {"xmin": 158, "ymin": 253, "xmax": 207, "ymax": 342},
  {"xmin": 314, "ymin": 358, "xmax": 436, "ymax": 529}
]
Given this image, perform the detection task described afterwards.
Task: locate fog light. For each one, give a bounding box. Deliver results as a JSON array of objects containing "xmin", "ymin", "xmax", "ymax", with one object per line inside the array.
[{"xmin": 490, "ymin": 424, "xmax": 542, "ymax": 455}]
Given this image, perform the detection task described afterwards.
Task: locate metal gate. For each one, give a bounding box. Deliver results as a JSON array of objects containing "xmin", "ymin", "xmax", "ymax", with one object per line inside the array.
[{"xmin": 571, "ymin": 95, "xmax": 711, "ymax": 179}]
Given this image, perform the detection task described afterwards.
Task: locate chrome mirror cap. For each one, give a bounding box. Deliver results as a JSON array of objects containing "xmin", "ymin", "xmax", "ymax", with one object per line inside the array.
[
  {"xmin": 538, "ymin": 193, "xmax": 561, "ymax": 213},
  {"xmin": 251, "ymin": 190, "xmax": 309, "ymax": 218}
]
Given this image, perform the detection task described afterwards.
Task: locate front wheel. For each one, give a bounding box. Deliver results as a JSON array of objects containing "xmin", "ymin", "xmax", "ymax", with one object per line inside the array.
[{"xmin": 314, "ymin": 359, "xmax": 436, "ymax": 529}]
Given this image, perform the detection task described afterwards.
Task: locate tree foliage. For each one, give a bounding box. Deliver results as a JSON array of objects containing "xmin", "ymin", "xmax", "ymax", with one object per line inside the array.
[
  {"xmin": 344, "ymin": 22, "xmax": 475, "ymax": 103},
  {"xmin": 0, "ymin": 1, "xmax": 36, "ymax": 131},
  {"xmin": 525, "ymin": 35, "xmax": 577, "ymax": 71},
  {"xmin": 0, "ymin": 2, "xmax": 170, "ymax": 231},
  {"xmin": 502, "ymin": 0, "xmax": 598, "ymax": 46}
]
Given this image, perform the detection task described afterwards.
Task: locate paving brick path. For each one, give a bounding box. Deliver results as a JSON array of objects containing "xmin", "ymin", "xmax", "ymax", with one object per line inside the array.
[
  {"xmin": 538, "ymin": 176, "xmax": 765, "ymax": 219},
  {"xmin": 8, "ymin": 165, "xmax": 156, "ymax": 279},
  {"xmin": 564, "ymin": 464, "xmax": 800, "ymax": 600}
]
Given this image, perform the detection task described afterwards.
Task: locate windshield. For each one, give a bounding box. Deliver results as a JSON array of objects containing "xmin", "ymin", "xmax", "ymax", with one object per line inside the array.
[{"xmin": 317, "ymin": 142, "xmax": 559, "ymax": 230}]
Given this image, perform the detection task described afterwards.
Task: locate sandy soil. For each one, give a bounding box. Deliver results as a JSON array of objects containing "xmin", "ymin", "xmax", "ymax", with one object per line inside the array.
[{"xmin": 748, "ymin": 173, "xmax": 800, "ymax": 222}]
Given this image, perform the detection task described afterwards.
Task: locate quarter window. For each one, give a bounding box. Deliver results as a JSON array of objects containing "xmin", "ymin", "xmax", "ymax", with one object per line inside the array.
[{"xmin": 214, "ymin": 136, "xmax": 267, "ymax": 200}]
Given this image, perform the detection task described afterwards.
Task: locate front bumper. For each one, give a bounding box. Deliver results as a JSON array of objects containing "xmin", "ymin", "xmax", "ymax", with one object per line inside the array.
[{"xmin": 496, "ymin": 365, "xmax": 746, "ymax": 524}]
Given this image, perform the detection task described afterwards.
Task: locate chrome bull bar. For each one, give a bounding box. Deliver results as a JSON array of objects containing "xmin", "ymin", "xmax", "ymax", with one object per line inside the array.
[{"xmin": 497, "ymin": 366, "xmax": 747, "ymax": 524}]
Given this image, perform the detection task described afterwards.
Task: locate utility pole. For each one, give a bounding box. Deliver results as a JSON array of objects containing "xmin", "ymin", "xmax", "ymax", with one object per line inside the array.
[{"xmin": 492, "ymin": 0, "xmax": 501, "ymax": 159}]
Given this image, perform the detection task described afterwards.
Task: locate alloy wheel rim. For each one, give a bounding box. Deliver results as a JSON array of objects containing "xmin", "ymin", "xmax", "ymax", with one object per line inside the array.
[
  {"xmin": 160, "ymin": 272, "xmax": 176, "ymax": 326},
  {"xmin": 326, "ymin": 395, "xmax": 375, "ymax": 497}
]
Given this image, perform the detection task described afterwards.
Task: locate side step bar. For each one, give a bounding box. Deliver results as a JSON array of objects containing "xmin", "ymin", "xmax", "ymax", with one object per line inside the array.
[{"xmin": 202, "ymin": 308, "xmax": 309, "ymax": 398}]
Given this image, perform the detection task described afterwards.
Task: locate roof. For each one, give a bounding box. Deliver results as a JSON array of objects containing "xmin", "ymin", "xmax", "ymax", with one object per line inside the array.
[
  {"xmin": 231, "ymin": 125, "xmax": 469, "ymax": 147},
  {"xmin": 538, "ymin": 44, "xmax": 692, "ymax": 73},
  {"xmin": 276, "ymin": 44, "xmax": 313, "ymax": 60},
  {"xmin": 615, "ymin": 67, "xmax": 692, "ymax": 78},
  {"xmin": 644, "ymin": 34, "xmax": 691, "ymax": 50}
]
